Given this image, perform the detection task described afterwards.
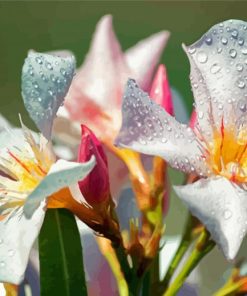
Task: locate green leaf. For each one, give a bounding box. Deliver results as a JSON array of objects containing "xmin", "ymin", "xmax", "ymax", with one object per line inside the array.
[{"xmin": 39, "ymin": 208, "xmax": 88, "ymax": 296}]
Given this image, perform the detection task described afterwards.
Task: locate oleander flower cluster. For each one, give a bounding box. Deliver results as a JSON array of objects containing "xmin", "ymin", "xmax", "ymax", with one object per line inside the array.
[{"xmin": 1, "ymin": 16, "xmax": 247, "ymax": 296}]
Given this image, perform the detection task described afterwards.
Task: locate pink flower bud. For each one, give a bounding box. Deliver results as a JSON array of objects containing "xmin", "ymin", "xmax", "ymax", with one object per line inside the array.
[
  {"xmin": 149, "ymin": 64, "xmax": 174, "ymax": 115},
  {"xmin": 78, "ymin": 125, "xmax": 110, "ymax": 205},
  {"xmin": 189, "ymin": 109, "xmax": 197, "ymax": 130}
]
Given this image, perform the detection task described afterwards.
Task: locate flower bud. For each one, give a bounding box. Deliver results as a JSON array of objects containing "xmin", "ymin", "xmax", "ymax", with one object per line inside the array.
[
  {"xmin": 78, "ymin": 125, "xmax": 110, "ymax": 205},
  {"xmin": 150, "ymin": 65, "xmax": 173, "ymax": 215},
  {"xmin": 150, "ymin": 64, "xmax": 174, "ymax": 115}
]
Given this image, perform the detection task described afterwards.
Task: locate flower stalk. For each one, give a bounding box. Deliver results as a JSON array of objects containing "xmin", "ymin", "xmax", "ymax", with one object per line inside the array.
[{"xmin": 163, "ymin": 228, "xmax": 215, "ymax": 296}]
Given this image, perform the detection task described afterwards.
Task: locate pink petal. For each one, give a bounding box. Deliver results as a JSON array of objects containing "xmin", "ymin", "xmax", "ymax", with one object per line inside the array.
[
  {"xmin": 125, "ymin": 31, "xmax": 170, "ymax": 91},
  {"xmin": 65, "ymin": 15, "xmax": 130, "ymax": 111},
  {"xmin": 150, "ymin": 64, "xmax": 174, "ymax": 115}
]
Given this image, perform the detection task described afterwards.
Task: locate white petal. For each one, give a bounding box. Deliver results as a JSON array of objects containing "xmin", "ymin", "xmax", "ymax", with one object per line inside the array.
[
  {"xmin": 23, "ymin": 156, "xmax": 96, "ymax": 218},
  {"xmin": 21, "ymin": 51, "xmax": 76, "ymax": 140},
  {"xmin": 125, "ymin": 31, "xmax": 170, "ymax": 90},
  {"xmin": 0, "ymin": 204, "xmax": 45, "ymax": 284},
  {"xmin": 184, "ymin": 19, "xmax": 247, "ymax": 132},
  {"xmin": 174, "ymin": 177, "xmax": 247, "ymax": 260},
  {"xmin": 116, "ymin": 79, "xmax": 208, "ymax": 176},
  {"xmin": 183, "ymin": 47, "xmax": 214, "ymax": 142}
]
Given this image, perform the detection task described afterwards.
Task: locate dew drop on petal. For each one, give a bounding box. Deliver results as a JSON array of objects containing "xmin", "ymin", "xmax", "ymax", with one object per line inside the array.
[
  {"xmin": 198, "ymin": 111, "xmax": 204, "ymax": 119},
  {"xmin": 221, "ymin": 37, "xmax": 228, "ymax": 45},
  {"xmin": 188, "ymin": 47, "xmax": 196, "ymax": 54},
  {"xmin": 236, "ymin": 63, "xmax": 244, "ymax": 72},
  {"xmin": 8, "ymin": 249, "xmax": 14, "ymax": 257},
  {"xmin": 197, "ymin": 51, "xmax": 208, "ymax": 63},
  {"xmin": 205, "ymin": 37, "xmax": 212, "ymax": 45},
  {"xmin": 241, "ymin": 47, "xmax": 247, "ymax": 55},
  {"xmin": 35, "ymin": 56, "xmax": 43, "ymax": 65},
  {"xmin": 210, "ymin": 63, "xmax": 221, "ymax": 74},
  {"xmin": 237, "ymin": 79, "xmax": 245, "ymax": 89},
  {"xmin": 218, "ymin": 103, "xmax": 223, "ymax": 110},
  {"xmin": 231, "ymin": 29, "xmax": 238, "ymax": 38},
  {"xmin": 229, "ymin": 49, "xmax": 237, "ymax": 58},
  {"xmin": 223, "ymin": 209, "xmax": 232, "ymax": 220},
  {"xmin": 238, "ymin": 38, "xmax": 244, "ymax": 46},
  {"xmin": 0, "ymin": 261, "xmax": 5, "ymax": 268},
  {"xmin": 217, "ymin": 47, "xmax": 222, "ymax": 53}
]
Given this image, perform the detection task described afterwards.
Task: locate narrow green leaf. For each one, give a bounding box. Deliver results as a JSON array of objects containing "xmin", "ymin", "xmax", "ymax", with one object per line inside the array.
[{"xmin": 39, "ymin": 208, "xmax": 87, "ymax": 296}]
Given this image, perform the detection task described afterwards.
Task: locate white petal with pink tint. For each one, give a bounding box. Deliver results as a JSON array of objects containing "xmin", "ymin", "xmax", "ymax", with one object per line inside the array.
[
  {"xmin": 67, "ymin": 15, "xmax": 130, "ymax": 110},
  {"xmin": 125, "ymin": 31, "xmax": 170, "ymax": 90},
  {"xmin": 115, "ymin": 79, "xmax": 208, "ymax": 176},
  {"xmin": 174, "ymin": 177, "xmax": 247, "ymax": 260}
]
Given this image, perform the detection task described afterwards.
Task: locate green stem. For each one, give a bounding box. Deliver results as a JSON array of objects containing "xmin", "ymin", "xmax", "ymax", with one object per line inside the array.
[
  {"xmin": 213, "ymin": 278, "xmax": 244, "ymax": 296},
  {"xmin": 142, "ymin": 270, "xmax": 151, "ymax": 296},
  {"xmin": 163, "ymin": 229, "xmax": 215, "ymax": 296},
  {"xmin": 113, "ymin": 242, "xmax": 132, "ymax": 283},
  {"xmin": 103, "ymin": 248, "xmax": 129, "ymax": 296},
  {"xmin": 159, "ymin": 214, "xmax": 194, "ymax": 292}
]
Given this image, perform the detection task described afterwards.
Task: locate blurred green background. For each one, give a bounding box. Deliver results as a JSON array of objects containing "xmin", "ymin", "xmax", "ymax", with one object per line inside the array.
[
  {"xmin": 1, "ymin": 1, "xmax": 247, "ymax": 126},
  {"xmin": 0, "ymin": 1, "xmax": 247, "ymax": 295}
]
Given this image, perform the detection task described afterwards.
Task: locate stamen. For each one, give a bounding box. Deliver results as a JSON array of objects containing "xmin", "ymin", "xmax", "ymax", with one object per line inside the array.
[{"xmin": 7, "ymin": 150, "xmax": 31, "ymax": 174}]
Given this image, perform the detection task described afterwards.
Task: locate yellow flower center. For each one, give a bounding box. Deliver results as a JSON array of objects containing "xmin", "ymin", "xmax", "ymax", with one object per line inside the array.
[
  {"xmin": 206, "ymin": 121, "xmax": 247, "ymax": 183},
  {"xmin": 0, "ymin": 131, "xmax": 55, "ymax": 215}
]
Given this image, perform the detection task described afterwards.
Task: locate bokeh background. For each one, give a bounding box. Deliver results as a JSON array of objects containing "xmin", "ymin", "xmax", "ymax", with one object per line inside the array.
[{"xmin": 0, "ymin": 1, "xmax": 247, "ymax": 295}]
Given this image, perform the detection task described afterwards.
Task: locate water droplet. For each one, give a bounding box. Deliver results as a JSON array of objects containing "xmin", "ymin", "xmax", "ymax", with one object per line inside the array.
[
  {"xmin": 0, "ymin": 239, "xmax": 3, "ymax": 245},
  {"xmin": 238, "ymin": 38, "xmax": 244, "ymax": 46},
  {"xmin": 48, "ymin": 90, "xmax": 54, "ymax": 97},
  {"xmin": 217, "ymin": 47, "xmax": 222, "ymax": 53},
  {"xmin": 33, "ymin": 82, "xmax": 39, "ymax": 89},
  {"xmin": 45, "ymin": 62, "xmax": 53, "ymax": 70},
  {"xmin": 139, "ymin": 139, "xmax": 147, "ymax": 145},
  {"xmin": 221, "ymin": 37, "xmax": 228, "ymax": 45},
  {"xmin": 238, "ymin": 100, "xmax": 247, "ymax": 112},
  {"xmin": 60, "ymin": 68, "xmax": 66, "ymax": 76},
  {"xmin": 237, "ymin": 79, "xmax": 245, "ymax": 89},
  {"xmin": 241, "ymin": 47, "xmax": 247, "ymax": 55},
  {"xmin": 231, "ymin": 29, "xmax": 238, "ymax": 38},
  {"xmin": 8, "ymin": 249, "xmax": 14, "ymax": 257},
  {"xmin": 161, "ymin": 138, "xmax": 167, "ymax": 143},
  {"xmin": 0, "ymin": 261, "xmax": 5, "ymax": 268},
  {"xmin": 205, "ymin": 37, "xmax": 212, "ymax": 45},
  {"xmin": 198, "ymin": 111, "xmax": 204, "ymax": 119},
  {"xmin": 236, "ymin": 63, "xmax": 243, "ymax": 72},
  {"xmin": 223, "ymin": 209, "xmax": 232, "ymax": 220},
  {"xmin": 210, "ymin": 63, "xmax": 221, "ymax": 74},
  {"xmin": 229, "ymin": 49, "xmax": 237, "ymax": 58},
  {"xmin": 218, "ymin": 103, "xmax": 223, "ymax": 110},
  {"xmin": 35, "ymin": 56, "xmax": 43, "ymax": 64},
  {"xmin": 197, "ymin": 51, "xmax": 208, "ymax": 63},
  {"xmin": 188, "ymin": 47, "xmax": 196, "ymax": 54}
]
